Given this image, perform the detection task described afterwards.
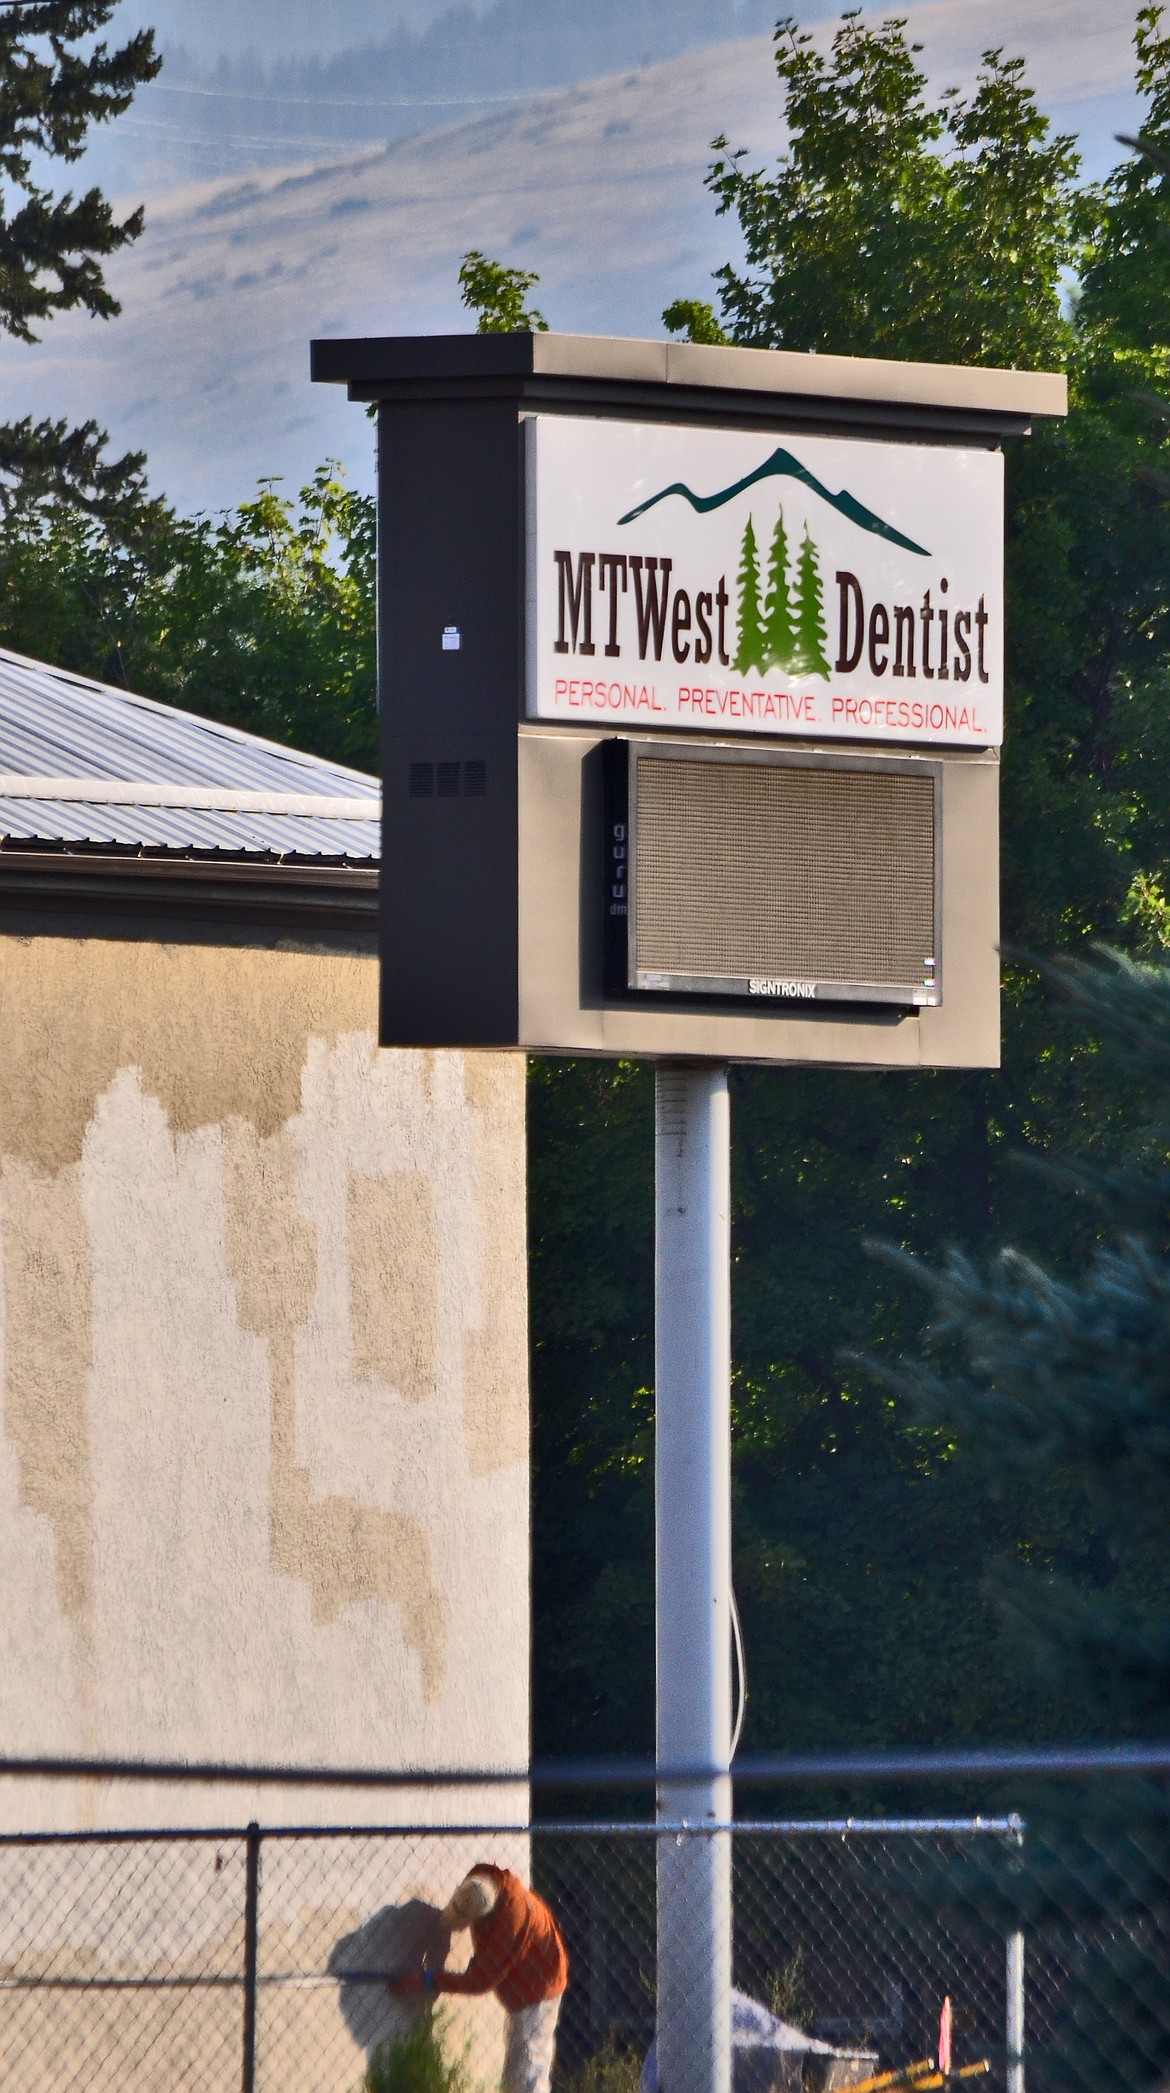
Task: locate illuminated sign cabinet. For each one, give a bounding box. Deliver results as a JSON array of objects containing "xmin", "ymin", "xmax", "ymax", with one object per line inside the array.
[{"xmin": 312, "ymin": 333, "xmax": 1065, "ymax": 1068}]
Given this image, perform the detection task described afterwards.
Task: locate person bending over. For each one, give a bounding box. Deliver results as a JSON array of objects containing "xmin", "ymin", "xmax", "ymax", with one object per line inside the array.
[{"xmin": 389, "ymin": 1864, "xmax": 569, "ymax": 2093}]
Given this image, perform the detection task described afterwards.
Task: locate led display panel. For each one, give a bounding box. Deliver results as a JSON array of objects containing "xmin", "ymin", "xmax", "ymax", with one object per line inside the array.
[{"xmin": 603, "ymin": 740, "xmax": 941, "ymax": 1009}]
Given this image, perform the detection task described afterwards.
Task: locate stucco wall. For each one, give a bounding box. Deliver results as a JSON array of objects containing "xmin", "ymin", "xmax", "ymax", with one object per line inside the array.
[{"xmin": 0, "ymin": 929, "xmax": 530, "ymax": 1833}]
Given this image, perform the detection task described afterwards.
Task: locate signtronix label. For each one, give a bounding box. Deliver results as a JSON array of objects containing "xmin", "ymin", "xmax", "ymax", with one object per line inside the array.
[{"xmin": 525, "ymin": 415, "xmax": 1004, "ymax": 748}]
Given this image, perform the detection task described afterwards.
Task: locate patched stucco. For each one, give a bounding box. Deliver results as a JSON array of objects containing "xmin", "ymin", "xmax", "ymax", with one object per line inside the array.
[
  {"xmin": 348, "ymin": 1170, "xmax": 439, "ymax": 1400},
  {"xmin": 0, "ymin": 1152, "xmax": 93, "ymax": 1620},
  {"xmin": 0, "ymin": 931, "xmax": 529, "ymax": 1831}
]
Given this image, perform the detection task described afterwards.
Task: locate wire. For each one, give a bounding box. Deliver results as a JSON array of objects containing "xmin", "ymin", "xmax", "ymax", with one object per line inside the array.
[
  {"xmin": 151, "ymin": 81, "xmax": 539, "ymax": 110},
  {"xmin": 730, "ymin": 1580, "xmax": 747, "ymax": 1760}
]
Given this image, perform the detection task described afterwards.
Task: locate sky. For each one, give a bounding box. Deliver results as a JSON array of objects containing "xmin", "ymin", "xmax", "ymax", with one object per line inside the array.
[
  {"xmin": 113, "ymin": 0, "xmax": 495, "ymax": 61},
  {"xmin": 0, "ymin": 0, "xmax": 1147, "ymax": 517},
  {"xmin": 83, "ymin": 0, "xmax": 825, "ymax": 191}
]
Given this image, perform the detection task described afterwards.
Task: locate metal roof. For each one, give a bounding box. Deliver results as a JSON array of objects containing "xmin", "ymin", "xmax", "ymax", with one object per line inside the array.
[{"xmin": 0, "ymin": 647, "xmax": 379, "ymax": 863}]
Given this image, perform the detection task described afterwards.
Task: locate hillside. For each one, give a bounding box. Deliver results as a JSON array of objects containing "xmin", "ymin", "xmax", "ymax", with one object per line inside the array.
[
  {"xmin": 95, "ymin": 0, "xmax": 820, "ymax": 188},
  {"xmin": 0, "ymin": 0, "xmax": 1142, "ymax": 514}
]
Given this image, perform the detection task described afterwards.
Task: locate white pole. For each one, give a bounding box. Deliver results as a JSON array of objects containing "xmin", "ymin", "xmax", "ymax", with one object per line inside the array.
[
  {"xmin": 655, "ymin": 1063, "xmax": 733, "ymax": 2093},
  {"xmin": 1006, "ymin": 1933, "xmax": 1025, "ymax": 2093}
]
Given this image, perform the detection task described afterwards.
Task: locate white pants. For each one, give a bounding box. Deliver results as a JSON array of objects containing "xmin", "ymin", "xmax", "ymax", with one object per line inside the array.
[{"xmin": 503, "ymin": 1996, "xmax": 562, "ymax": 2093}]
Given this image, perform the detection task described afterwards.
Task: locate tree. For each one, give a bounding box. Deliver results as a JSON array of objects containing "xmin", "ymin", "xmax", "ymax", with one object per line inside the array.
[
  {"xmin": 790, "ymin": 527, "xmax": 830, "ymax": 679},
  {"xmin": 762, "ymin": 508, "xmax": 795, "ymax": 672},
  {"xmin": 1077, "ymin": 6, "xmax": 1170, "ymax": 350},
  {"xmin": 458, "ymin": 250, "xmax": 548, "ymax": 333},
  {"xmin": 532, "ymin": 6, "xmax": 1170, "ymax": 1767},
  {"xmin": 0, "ymin": 464, "xmax": 377, "ymax": 770},
  {"xmin": 872, "ymin": 951, "xmax": 1170, "ymax": 2093},
  {"xmin": 875, "ymin": 950, "xmax": 1170, "ymax": 1743},
  {"xmin": 734, "ymin": 515, "xmax": 765, "ymax": 674},
  {"xmin": 0, "ymin": 3, "xmax": 161, "ymax": 517},
  {"xmin": 667, "ymin": 10, "xmax": 1080, "ymax": 370},
  {"xmin": 661, "ymin": 297, "xmax": 729, "ymax": 346},
  {"xmin": 13, "ymin": 8, "xmax": 1148, "ymax": 1830}
]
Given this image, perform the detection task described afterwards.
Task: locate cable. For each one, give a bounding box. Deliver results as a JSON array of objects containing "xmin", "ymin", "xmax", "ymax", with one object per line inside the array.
[
  {"xmin": 730, "ymin": 1580, "xmax": 747, "ymax": 1760},
  {"xmin": 152, "ymin": 81, "xmax": 538, "ymax": 110}
]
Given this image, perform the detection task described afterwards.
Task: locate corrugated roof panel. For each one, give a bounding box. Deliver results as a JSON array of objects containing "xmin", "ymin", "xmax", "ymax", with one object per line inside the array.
[
  {"xmin": 0, "ymin": 646, "xmax": 380, "ymax": 863},
  {"xmin": 0, "ymin": 797, "xmax": 379, "ymax": 859},
  {"xmin": 0, "ymin": 649, "xmax": 378, "ymax": 792}
]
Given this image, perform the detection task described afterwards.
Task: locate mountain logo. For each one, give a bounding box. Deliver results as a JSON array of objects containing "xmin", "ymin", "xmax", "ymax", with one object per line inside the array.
[{"xmin": 617, "ymin": 445, "xmax": 930, "ymax": 559}]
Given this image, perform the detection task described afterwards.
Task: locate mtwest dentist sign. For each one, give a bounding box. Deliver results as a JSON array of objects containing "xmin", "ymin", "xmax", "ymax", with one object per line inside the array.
[
  {"xmin": 527, "ymin": 415, "xmax": 1003, "ymax": 748},
  {"xmin": 313, "ymin": 326, "xmax": 1063, "ymax": 1057}
]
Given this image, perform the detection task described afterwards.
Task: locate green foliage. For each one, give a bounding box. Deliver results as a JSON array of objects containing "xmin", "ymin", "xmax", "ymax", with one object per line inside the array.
[
  {"xmin": 12, "ymin": 2, "xmax": 1170, "ymax": 1791},
  {"xmin": 530, "ymin": 1058, "xmax": 655, "ymax": 1753},
  {"xmin": 561, "ymin": 2037, "xmax": 643, "ymax": 2093},
  {"xmin": 1078, "ymin": 7, "xmax": 1170, "ymax": 349},
  {"xmin": 532, "ymin": 5, "xmax": 1170, "ymax": 1766},
  {"xmin": 696, "ymin": 10, "xmax": 1081, "ymax": 368},
  {"xmin": 0, "ymin": 3, "xmax": 160, "ymax": 517},
  {"xmin": 878, "ymin": 949, "xmax": 1170, "ymax": 1719},
  {"xmin": 458, "ymin": 250, "xmax": 548, "ymax": 334},
  {"xmin": 662, "ymin": 298, "xmax": 730, "ymax": 345},
  {"xmin": 0, "ymin": 2, "xmax": 159, "ymax": 344},
  {"xmin": 0, "ymin": 413, "xmax": 161, "ymax": 527},
  {"xmin": 765, "ymin": 1947, "xmax": 816, "ymax": 2031},
  {"xmin": 873, "ymin": 951, "xmax": 1170, "ymax": 2093},
  {"xmin": 734, "ymin": 515, "xmax": 765, "ymax": 674},
  {"xmin": 363, "ymin": 2012, "xmax": 470, "ymax": 2093},
  {"xmin": 0, "ymin": 465, "xmax": 377, "ymax": 769}
]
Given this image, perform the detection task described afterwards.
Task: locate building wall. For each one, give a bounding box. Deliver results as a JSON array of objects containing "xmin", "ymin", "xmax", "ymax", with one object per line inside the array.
[{"xmin": 0, "ymin": 929, "xmax": 530, "ymax": 1833}]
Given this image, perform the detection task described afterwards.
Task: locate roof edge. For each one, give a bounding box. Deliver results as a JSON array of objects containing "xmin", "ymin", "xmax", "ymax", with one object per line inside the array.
[
  {"xmin": 311, "ymin": 330, "xmax": 1067, "ymax": 421},
  {"xmin": 0, "ymin": 776, "xmax": 377, "ymax": 816},
  {"xmin": 0, "ymin": 846, "xmax": 377, "ymax": 885},
  {"xmin": 0, "ymin": 847, "xmax": 378, "ymax": 943}
]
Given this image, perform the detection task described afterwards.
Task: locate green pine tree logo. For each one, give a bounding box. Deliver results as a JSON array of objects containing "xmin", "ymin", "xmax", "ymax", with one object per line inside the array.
[
  {"xmin": 734, "ymin": 515, "xmax": 765, "ymax": 675},
  {"xmin": 790, "ymin": 527, "xmax": 831, "ymax": 680},
  {"xmin": 763, "ymin": 508, "xmax": 795, "ymax": 672}
]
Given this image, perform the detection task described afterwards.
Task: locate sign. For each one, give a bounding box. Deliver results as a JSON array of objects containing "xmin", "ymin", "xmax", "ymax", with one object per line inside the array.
[{"xmin": 526, "ymin": 415, "xmax": 1004, "ymax": 748}]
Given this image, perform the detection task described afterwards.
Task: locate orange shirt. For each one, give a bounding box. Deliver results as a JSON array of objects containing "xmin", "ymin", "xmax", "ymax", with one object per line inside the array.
[{"xmin": 435, "ymin": 1866, "xmax": 569, "ymax": 2011}]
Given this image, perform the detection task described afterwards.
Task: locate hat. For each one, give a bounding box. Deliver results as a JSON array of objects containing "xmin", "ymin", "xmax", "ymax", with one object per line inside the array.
[{"xmin": 441, "ymin": 1871, "xmax": 499, "ymax": 1929}]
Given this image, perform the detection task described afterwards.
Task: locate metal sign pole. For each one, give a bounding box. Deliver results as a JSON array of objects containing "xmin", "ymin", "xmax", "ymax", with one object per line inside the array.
[
  {"xmin": 1006, "ymin": 1932, "xmax": 1025, "ymax": 2093},
  {"xmin": 655, "ymin": 1063, "xmax": 733, "ymax": 2093}
]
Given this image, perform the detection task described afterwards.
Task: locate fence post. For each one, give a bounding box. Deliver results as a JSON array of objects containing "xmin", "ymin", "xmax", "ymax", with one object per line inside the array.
[
  {"xmin": 1006, "ymin": 1931, "xmax": 1025, "ymax": 2093},
  {"xmin": 242, "ymin": 1821, "xmax": 261, "ymax": 2093}
]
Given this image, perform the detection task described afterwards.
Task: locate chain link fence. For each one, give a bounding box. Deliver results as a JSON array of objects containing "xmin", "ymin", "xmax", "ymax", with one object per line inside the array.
[{"xmin": 0, "ymin": 1794, "xmax": 1165, "ymax": 2093}]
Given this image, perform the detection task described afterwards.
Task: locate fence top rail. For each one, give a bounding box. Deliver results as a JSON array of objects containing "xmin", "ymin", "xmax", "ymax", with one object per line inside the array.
[
  {"xmin": 0, "ymin": 1814, "xmax": 1026, "ymax": 1847},
  {"xmin": 0, "ymin": 1745, "xmax": 1162, "ymax": 1787}
]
